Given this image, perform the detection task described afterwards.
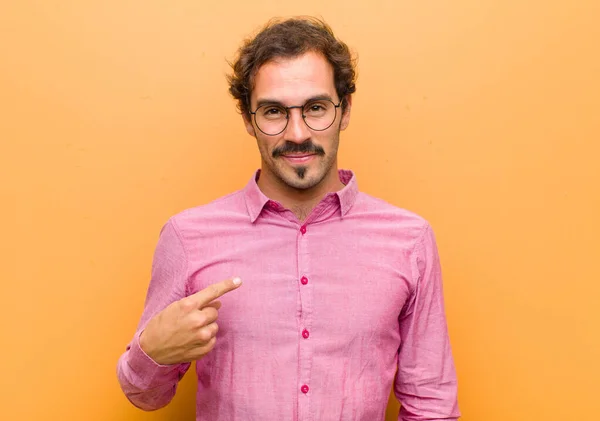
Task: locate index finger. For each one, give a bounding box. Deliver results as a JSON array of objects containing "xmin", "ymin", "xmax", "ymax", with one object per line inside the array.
[{"xmin": 186, "ymin": 277, "xmax": 242, "ymax": 308}]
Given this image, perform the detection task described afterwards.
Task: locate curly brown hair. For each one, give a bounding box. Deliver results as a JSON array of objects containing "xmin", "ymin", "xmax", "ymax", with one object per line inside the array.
[{"xmin": 227, "ymin": 17, "xmax": 357, "ymax": 119}]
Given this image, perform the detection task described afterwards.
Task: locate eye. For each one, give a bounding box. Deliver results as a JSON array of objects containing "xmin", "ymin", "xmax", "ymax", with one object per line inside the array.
[
  {"xmin": 260, "ymin": 106, "xmax": 286, "ymax": 119},
  {"xmin": 304, "ymin": 102, "xmax": 329, "ymax": 116}
]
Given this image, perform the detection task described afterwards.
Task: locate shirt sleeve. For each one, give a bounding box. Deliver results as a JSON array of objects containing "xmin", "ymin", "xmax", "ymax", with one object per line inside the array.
[
  {"xmin": 116, "ymin": 218, "xmax": 192, "ymax": 410},
  {"xmin": 394, "ymin": 224, "xmax": 461, "ymax": 420}
]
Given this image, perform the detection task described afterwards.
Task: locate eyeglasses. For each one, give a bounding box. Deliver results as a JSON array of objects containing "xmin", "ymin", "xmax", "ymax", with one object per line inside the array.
[{"xmin": 249, "ymin": 99, "xmax": 341, "ymax": 136}]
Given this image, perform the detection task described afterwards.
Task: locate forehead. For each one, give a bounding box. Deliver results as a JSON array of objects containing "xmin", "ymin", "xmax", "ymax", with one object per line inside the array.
[{"xmin": 251, "ymin": 51, "xmax": 336, "ymax": 106}]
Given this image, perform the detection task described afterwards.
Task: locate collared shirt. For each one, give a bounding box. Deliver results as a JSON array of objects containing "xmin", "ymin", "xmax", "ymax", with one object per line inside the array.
[{"xmin": 117, "ymin": 170, "xmax": 460, "ymax": 421}]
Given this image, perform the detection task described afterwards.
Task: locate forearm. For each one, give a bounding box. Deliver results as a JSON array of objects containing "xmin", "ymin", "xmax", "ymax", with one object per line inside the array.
[{"xmin": 117, "ymin": 331, "xmax": 190, "ymax": 410}]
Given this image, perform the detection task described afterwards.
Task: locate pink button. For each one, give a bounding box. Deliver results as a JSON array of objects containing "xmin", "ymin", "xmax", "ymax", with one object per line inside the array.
[
  {"xmin": 300, "ymin": 276, "xmax": 308, "ymax": 285},
  {"xmin": 301, "ymin": 384, "xmax": 309, "ymax": 394},
  {"xmin": 300, "ymin": 225, "xmax": 307, "ymax": 234},
  {"xmin": 302, "ymin": 329, "xmax": 309, "ymax": 339}
]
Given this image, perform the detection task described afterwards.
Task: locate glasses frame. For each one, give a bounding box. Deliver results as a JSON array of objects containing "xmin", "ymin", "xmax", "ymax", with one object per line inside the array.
[{"xmin": 249, "ymin": 99, "xmax": 342, "ymax": 136}]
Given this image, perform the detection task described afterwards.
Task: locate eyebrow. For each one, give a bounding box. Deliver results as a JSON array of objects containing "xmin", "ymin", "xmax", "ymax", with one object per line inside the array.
[{"xmin": 255, "ymin": 94, "xmax": 335, "ymax": 109}]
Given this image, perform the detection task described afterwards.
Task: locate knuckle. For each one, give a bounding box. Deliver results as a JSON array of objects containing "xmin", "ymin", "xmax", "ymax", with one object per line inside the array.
[
  {"xmin": 179, "ymin": 298, "xmax": 194, "ymax": 312},
  {"xmin": 204, "ymin": 336, "xmax": 217, "ymax": 351},
  {"xmin": 191, "ymin": 312, "xmax": 207, "ymax": 328},
  {"xmin": 202, "ymin": 307, "xmax": 218, "ymax": 323},
  {"xmin": 196, "ymin": 323, "xmax": 218, "ymax": 343},
  {"xmin": 196, "ymin": 344, "xmax": 213, "ymax": 360},
  {"xmin": 198, "ymin": 327, "xmax": 213, "ymax": 342}
]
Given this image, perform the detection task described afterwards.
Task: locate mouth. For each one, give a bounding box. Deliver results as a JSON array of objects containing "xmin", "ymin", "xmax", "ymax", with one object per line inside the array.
[{"xmin": 281, "ymin": 154, "xmax": 317, "ymax": 164}]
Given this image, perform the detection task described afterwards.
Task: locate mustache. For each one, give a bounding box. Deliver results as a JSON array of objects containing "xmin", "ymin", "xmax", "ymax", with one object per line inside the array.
[{"xmin": 272, "ymin": 141, "xmax": 325, "ymax": 158}]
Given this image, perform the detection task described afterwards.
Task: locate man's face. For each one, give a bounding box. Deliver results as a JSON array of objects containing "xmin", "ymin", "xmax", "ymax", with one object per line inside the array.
[{"xmin": 243, "ymin": 51, "xmax": 351, "ymax": 191}]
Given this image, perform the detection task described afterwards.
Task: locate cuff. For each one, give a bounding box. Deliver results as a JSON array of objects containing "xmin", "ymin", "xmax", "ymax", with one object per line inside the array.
[{"xmin": 126, "ymin": 331, "xmax": 181, "ymax": 383}]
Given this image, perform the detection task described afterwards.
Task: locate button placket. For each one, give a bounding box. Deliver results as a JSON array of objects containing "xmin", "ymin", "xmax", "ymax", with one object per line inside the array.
[{"xmin": 297, "ymin": 222, "xmax": 313, "ymax": 418}]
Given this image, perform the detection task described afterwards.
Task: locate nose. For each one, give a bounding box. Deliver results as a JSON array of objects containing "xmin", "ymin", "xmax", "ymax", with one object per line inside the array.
[{"xmin": 284, "ymin": 108, "xmax": 311, "ymax": 143}]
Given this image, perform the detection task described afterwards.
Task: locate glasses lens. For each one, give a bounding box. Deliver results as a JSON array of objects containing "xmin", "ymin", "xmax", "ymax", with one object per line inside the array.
[
  {"xmin": 255, "ymin": 104, "xmax": 288, "ymax": 135},
  {"xmin": 303, "ymin": 100, "xmax": 336, "ymax": 131}
]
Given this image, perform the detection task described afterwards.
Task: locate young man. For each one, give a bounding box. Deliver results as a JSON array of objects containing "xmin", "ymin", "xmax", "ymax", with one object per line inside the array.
[{"xmin": 117, "ymin": 17, "xmax": 460, "ymax": 421}]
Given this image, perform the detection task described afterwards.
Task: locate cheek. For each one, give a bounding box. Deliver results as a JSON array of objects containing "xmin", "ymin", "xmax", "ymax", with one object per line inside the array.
[
  {"xmin": 315, "ymin": 130, "xmax": 338, "ymax": 149},
  {"xmin": 256, "ymin": 135, "xmax": 281, "ymax": 156}
]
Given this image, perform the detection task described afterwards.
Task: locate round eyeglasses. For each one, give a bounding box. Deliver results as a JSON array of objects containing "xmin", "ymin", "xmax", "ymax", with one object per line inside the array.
[{"xmin": 249, "ymin": 99, "xmax": 342, "ymax": 136}]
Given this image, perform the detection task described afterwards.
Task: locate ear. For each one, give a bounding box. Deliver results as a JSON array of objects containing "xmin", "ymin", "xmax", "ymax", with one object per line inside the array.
[
  {"xmin": 242, "ymin": 113, "xmax": 256, "ymax": 137},
  {"xmin": 340, "ymin": 95, "xmax": 352, "ymax": 131}
]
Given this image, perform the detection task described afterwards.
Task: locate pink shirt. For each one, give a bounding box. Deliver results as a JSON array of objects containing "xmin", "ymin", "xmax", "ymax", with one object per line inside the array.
[{"xmin": 117, "ymin": 170, "xmax": 460, "ymax": 421}]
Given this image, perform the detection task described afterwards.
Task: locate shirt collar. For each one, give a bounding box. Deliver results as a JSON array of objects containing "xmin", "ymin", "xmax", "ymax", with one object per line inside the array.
[{"xmin": 244, "ymin": 169, "xmax": 359, "ymax": 223}]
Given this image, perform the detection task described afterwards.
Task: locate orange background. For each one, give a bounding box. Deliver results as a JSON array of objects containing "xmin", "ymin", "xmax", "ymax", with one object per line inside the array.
[{"xmin": 2, "ymin": 1, "xmax": 599, "ymax": 420}]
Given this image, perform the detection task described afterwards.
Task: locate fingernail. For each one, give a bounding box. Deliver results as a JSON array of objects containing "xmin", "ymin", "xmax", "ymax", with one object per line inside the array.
[{"xmin": 233, "ymin": 277, "xmax": 242, "ymax": 286}]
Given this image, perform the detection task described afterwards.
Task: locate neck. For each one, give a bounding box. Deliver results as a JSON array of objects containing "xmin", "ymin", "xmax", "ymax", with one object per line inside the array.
[{"xmin": 257, "ymin": 166, "xmax": 345, "ymax": 221}]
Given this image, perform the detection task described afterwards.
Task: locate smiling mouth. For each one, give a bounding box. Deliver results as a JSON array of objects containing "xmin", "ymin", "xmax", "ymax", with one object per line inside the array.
[{"xmin": 281, "ymin": 154, "xmax": 317, "ymax": 163}]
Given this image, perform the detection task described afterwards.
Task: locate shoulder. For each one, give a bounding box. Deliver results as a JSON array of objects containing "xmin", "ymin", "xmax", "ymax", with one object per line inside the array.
[
  {"xmin": 165, "ymin": 189, "xmax": 249, "ymax": 238},
  {"xmin": 351, "ymin": 191, "xmax": 432, "ymax": 242}
]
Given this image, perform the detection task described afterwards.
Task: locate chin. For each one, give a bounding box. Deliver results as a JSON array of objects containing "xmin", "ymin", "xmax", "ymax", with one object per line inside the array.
[
  {"xmin": 282, "ymin": 171, "xmax": 324, "ymax": 190},
  {"xmin": 287, "ymin": 180, "xmax": 319, "ymax": 190}
]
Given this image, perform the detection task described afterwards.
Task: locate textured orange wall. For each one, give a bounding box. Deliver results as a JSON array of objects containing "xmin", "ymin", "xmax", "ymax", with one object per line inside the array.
[{"xmin": 2, "ymin": 1, "xmax": 599, "ymax": 420}]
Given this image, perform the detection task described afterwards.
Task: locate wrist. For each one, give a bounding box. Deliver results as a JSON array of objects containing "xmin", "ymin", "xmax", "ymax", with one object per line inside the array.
[{"xmin": 139, "ymin": 328, "xmax": 157, "ymax": 361}]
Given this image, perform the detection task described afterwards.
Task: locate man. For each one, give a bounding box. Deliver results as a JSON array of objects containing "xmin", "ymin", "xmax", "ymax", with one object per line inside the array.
[{"xmin": 117, "ymin": 17, "xmax": 460, "ymax": 421}]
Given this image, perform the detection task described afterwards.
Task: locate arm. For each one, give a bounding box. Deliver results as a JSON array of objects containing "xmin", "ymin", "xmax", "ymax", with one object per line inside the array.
[
  {"xmin": 394, "ymin": 224, "xmax": 460, "ymax": 420},
  {"xmin": 116, "ymin": 219, "xmax": 191, "ymax": 410}
]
